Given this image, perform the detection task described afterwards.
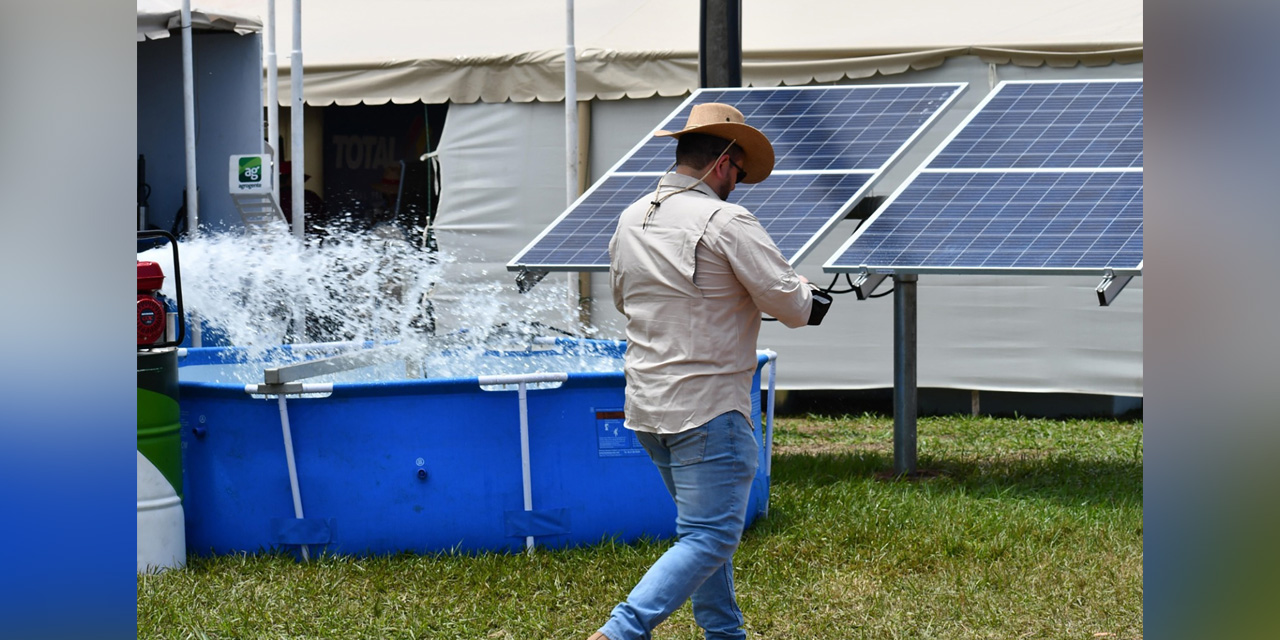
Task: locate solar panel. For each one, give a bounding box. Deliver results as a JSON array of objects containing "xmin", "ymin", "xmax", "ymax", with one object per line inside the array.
[
  {"xmin": 620, "ymin": 85, "xmax": 966, "ymax": 173},
  {"xmin": 829, "ymin": 171, "xmax": 1142, "ymax": 273},
  {"xmin": 928, "ymin": 80, "xmax": 1143, "ymax": 170},
  {"xmin": 825, "ymin": 79, "xmax": 1143, "ymax": 277},
  {"xmin": 515, "ymin": 173, "xmax": 874, "ymax": 270},
  {"xmin": 511, "ymin": 175, "xmax": 654, "ymax": 269},
  {"xmin": 510, "ymin": 83, "xmax": 966, "ymax": 273}
]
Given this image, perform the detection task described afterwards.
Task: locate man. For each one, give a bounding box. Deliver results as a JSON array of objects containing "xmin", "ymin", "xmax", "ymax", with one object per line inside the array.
[{"xmin": 592, "ymin": 103, "xmax": 831, "ymax": 640}]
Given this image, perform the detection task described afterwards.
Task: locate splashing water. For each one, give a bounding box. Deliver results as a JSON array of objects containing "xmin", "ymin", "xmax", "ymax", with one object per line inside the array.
[{"xmin": 139, "ymin": 227, "xmax": 620, "ymax": 384}]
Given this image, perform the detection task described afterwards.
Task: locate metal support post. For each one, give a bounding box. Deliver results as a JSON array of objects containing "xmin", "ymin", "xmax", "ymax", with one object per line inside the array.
[
  {"xmin": 762, "ymin": 350, "xmax": 777, "ymax": 517},
  {"xmin": 699, "ymin": 0, "xmax": 742, "ymax": 88},
  {"xmin": 180, "ymin": 0, "xmax": 199, "ymax": 235},
  {"xmin": 893, "ymin": 274, "xmax": 918, "ymax": 476}
]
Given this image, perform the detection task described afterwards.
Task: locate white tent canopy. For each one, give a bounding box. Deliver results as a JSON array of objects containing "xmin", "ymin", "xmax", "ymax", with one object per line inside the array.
[
  {"xmin": 199, "ymin": 0, "xmax": 1140, "ymax": 104},
  {"xmin": 137, "ymin": 0, "xmax": 262, "ymax": 41}
]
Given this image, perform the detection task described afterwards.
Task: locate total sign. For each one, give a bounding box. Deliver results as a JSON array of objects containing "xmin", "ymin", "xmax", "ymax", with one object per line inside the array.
[{"xmin": 229, "ymin": 154, "xmax": 272, "ymax": 194}]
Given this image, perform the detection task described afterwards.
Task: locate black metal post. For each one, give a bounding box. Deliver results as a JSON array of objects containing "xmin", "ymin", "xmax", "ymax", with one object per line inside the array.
[
  {"xmin": 699, "ymin": 0, "xmax": 742, "ymax": 88},
  {"xmin": 893, "ymin": 274, "xmax": 918, "ymax": 475}
]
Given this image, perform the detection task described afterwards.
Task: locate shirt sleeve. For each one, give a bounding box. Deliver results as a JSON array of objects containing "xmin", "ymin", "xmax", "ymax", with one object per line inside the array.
[{"xmin": 718, "ymin": 212, "xmax": 813, "ymax": 328}]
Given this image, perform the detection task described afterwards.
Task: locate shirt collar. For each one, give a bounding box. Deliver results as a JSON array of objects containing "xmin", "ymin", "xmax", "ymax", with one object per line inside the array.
[{"xmin": 655, "ymin": 172, "xmax": 720, "ymax": 200}]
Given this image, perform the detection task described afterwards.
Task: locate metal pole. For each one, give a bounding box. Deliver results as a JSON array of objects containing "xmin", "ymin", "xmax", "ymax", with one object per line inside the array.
[
  {"xmin": 180, "ymin": 0, "xmax": 199, "ymax": 235},
  {"xmin": 565, "ymin": 0, "xmax": 579, "ymax": 315},
  {"xmin": 699, "ymin": 0, "xmax": 742, "ymax": 88},
  {"xmin": 290, "ymin": 0, "xmax": 305, "ymax": 239},
  {"xmin": 178, "ymin": 2, "xmax": 202, "ymax": 355},
  {"xmin": 266, "ymin": 0, "xmax": 280, "ymax": 207},
  {"xmin": 893, "ymin": 274, "xmax": 918, "ymax": 475},
  {"xmin": 763, "ymin": 350, "xmax": 777, "ymax": 517},
  {"xmin": 763, "ymin": 351, "xmax": 777, "ymax": 479},
  {"xmin": 575, "ymin": 101, "xmax": 593, "ymax": 330},
  {"xmin": 565, "ymin": 0, "xmax": 578, "ymax": 207}
]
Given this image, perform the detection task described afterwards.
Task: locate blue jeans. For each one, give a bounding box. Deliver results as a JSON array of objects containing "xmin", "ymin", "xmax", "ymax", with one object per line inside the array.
[{"xmin": 600, "ymin": 411, "xmax": 759, "ymax": 640}]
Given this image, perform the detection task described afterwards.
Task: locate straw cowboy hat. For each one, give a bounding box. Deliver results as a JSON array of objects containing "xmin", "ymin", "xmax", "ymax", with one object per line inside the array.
[{"xmin": 655, "ymin": 103, "xmax": 775, "ymax": 183}]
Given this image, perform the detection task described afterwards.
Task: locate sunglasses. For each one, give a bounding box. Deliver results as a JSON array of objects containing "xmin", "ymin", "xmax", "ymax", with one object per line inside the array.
[{"xmin": 728, "ymin": 158, "xmax": 748, "ymax": 184}]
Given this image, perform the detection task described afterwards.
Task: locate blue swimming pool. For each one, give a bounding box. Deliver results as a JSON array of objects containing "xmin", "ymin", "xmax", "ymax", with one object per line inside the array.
[{"xmin": 177, "ymin": 339, "xmax": 777, "ymax": 556}]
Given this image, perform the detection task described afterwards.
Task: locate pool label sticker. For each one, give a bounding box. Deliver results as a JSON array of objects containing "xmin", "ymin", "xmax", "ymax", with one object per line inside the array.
[{"xmin": 596, "ymin": 410, "xmax": 644, "ymax": 458}]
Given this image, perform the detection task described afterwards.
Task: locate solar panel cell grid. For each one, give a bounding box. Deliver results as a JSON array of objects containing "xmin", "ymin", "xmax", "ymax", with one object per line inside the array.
[
  {"xmin": 512, "ymin": 83, "xmax": 964, "ymax": 271},
  {"xmin": 825, "ymin": 80, "xmax": 1143, "ymax": 275},
  {"xmin": 827, "ymin": 170, "xmax": 1142, "ymax": 272},
  {"xmin": 515, "ymin": 172, "xmax": 875, "ymax": 269},
  {"xmin": 618, "ymin": 85, "xmax": 962, "ymax": 173},
  {"xmin": 929, "ymin": 80, "xmax": 1142, "ymax": 170}
]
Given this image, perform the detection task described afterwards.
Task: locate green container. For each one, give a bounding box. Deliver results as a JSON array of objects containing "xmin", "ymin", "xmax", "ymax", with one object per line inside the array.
[{"xmin": 138, "ymin": 348, "xmax": 182, "ymax": 499}]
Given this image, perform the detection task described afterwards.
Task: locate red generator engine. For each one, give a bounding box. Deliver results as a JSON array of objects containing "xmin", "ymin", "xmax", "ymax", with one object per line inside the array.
[
  {"xmin": 138, "ymin": 261, "xmax": 168, "ymax": 346},
  {"xmin": 137, "ymin": 229, "xmax": 185, "ymax": 349}
]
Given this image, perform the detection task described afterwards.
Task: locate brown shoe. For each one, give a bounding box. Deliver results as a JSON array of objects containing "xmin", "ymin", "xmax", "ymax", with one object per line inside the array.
[{"xmin": 586, "ymin": 633, "xmax": 611, "ymax": 640}]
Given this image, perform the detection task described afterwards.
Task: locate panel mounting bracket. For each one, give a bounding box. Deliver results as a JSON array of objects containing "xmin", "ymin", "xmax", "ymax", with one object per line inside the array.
[
  {"xmin": 852, "ymin": 269, "xmax": 889, "ymax": 300},
  {"xmin": 515, "ymin": 269, "xmax": 549, "ymax": 294},
  {"xmin": 1096, "ymin": 269, "xmax": 1134, "ymax": 307}
]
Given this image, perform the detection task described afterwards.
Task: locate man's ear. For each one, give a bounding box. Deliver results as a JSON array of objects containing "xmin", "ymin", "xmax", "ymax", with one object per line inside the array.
[{"xmin": 716, "ymin": 155, "xmax": 732, "ymax": 178}]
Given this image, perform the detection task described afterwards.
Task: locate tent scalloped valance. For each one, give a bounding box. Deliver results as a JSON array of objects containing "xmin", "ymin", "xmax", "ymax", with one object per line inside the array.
[{"xmin": 272, "ymin": 46, "xmax": 1142, "ymax": 106}]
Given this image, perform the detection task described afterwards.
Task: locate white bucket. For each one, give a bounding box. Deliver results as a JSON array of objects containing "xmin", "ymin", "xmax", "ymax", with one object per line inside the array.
[{"xmin": 137, "ymin": 451, "xmax": 186, "ymax": 573}]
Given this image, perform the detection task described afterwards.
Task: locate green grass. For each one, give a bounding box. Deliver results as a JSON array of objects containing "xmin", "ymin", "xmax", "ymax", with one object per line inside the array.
[{"xmin": 137, "ymin": 414, "xmax": 1143, "ymax": 639}]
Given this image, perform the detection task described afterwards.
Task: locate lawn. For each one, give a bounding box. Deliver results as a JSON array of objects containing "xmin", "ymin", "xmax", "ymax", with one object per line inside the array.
[{"xmin": 137, "ymin": 414, "xmax": 1143, "ymax": 639}]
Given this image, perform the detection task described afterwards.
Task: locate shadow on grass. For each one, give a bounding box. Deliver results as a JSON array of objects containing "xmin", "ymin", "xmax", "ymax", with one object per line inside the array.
[{"xmin": 770, "ymin": 449, "xmax": 1142, "ymax": 508}]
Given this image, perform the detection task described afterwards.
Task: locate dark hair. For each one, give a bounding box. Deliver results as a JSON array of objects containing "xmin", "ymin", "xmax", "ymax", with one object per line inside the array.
[{"xmin": 675, "ymin": 133, "xmax": 744, "ymax": 170}]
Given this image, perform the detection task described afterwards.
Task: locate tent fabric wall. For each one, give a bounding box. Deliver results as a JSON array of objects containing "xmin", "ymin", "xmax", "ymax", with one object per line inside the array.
[
  {"xmin": 137, "ymin": 31, "xmax": 265, "ymax": 234},
  {"xmin": 213, "ymin": 0, "xmax": 1141, "ymax": 105},
  {"xmin": 436, "ymin": 56, "xmax": 1143, "ymax": 396},
  {"xmin": 430, "ymin": 101, "xmax": 589, "ymax": 335},
  {"xmin": 136, "ymin": 1, "xmax": 265, "ymax": 235}
]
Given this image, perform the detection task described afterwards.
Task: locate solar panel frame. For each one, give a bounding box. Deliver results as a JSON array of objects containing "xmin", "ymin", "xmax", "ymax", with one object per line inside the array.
[
  {"xmin": 508, "ymin": 83, "xmax": 967, "ymax": 273},
  {"xmin": 823, "ymin": 79, "xmax": 1143, "ymax": 277}
]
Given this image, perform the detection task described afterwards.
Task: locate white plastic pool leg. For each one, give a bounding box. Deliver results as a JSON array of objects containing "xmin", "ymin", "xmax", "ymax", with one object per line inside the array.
[
  {"xmin": 517, "ymin": 381, "xmax": 535, "ymax": 552},
  {"xmin": 477, "ymin": 372, "xmax": 568, "ymax": 553},
  {"xmin": 277, "ymin": 395, "xmax": 310, "ymax": 562},
  {"xmin": 244, "ymin": 384, "xmax": 333, "ymax": 561}
]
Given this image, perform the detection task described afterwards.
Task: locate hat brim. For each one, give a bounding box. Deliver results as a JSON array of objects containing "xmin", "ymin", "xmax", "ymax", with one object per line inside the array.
[{"xmin": 655, "ymin": 122, "xmax": 775, "ymax": 183}]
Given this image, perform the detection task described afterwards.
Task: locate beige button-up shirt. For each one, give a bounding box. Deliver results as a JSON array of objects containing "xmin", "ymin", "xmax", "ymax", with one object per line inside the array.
[{"xmin": 609, "ymin": 173, "xmax": 813, "ymax": 434}]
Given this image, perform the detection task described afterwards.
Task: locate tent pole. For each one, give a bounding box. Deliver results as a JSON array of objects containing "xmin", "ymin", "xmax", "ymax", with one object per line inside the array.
[
  {"xmin": 266, "ymin": 0, "xmax": 279, "ymax": 207},
  {"xmin": 290, "ymin": 0, "xmax": 305, "ymax": 240},
  {"xmin": 575, "ymin": 101, "xmax": 593, "ymax": 330},
  {"xmin": 565, "ymin": 0, "xmax": 578, "ymax": 206},
  {"xmin": 180, "ymin": 0, "xmax": 199, "ymax": 235},
  {"xmin": 565, "ymin": 0, "xmax": 579, "ymax": 319}
]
